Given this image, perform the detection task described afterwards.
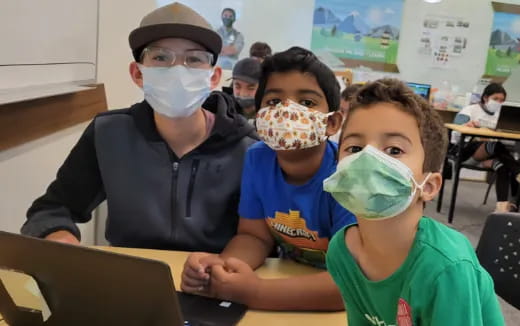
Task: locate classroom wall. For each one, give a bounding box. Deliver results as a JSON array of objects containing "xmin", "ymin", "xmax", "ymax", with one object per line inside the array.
[
  {"xmin": 397, "ymin": 0, "xmax": 520, "ymax": 94},
  {"xmin": 165, "ymin": 0, "xmax": 315, "ymax": 62},
  {"xmin": 160, "ymin": 0, "xmax": 519, "ymax": 94},
  {"xmin": 97, "ymin": 0, "xmax": 155, "ymax": 108},
  {"xmin": 0, "ymin": 0, "xmax": 155, "ymax": 243},
  {"xmin": 0, "ymin": 123, "xmax": 95, "ymax": 244}
]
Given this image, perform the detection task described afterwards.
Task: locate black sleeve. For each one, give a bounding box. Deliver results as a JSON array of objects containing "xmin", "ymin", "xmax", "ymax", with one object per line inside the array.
[{"xmin": 21, "ymin": 120, "xmax": 106, "ymax": 240}]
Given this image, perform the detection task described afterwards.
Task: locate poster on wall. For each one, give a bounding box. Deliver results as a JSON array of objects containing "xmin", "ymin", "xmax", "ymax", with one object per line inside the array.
[
  {"xmin": 485, "ymin": 11, "xmax": 520, "ymax": 78},
  {"xmin": 311, "ymin": 0, "xmax": 404, "ymax": 72},
  {"xmin": 419, "ymin": 15, "xmax": 470, "ymax": 69}
]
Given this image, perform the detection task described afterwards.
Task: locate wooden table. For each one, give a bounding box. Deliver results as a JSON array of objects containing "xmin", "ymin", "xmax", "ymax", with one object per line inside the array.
[
  {"xmin": 0, "ymin": 247, "xmax": 347, "ymax": 326},
  {"xmin": 442, "ymin": 124, "xmax": 520, "ymax": 223}
]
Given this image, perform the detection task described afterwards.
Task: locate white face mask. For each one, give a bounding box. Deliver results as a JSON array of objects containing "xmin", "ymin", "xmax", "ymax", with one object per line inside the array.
[
  {"xmin": 486, "ymin": 99, "xmax": 502, "ymax": 114},
  {"xmin": 139, "ymin": 64, "xmax": 212, "ymax": 118}
]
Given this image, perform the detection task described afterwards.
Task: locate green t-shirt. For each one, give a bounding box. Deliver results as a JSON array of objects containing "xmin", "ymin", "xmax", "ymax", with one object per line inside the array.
[{"xmin": 326, "ymin": 217, "xmax": 505, "ymax": 326}]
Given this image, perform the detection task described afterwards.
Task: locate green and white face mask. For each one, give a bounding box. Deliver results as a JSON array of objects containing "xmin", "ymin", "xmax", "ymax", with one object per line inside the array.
[{"xmin": 323, "ymin": 145, "xmax": 431, "ymax": 220}]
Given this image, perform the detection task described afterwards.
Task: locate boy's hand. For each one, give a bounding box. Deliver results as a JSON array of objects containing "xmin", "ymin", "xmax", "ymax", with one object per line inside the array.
[
  {"xmin": 181, "ymin": 252, "xmax": 224, "ymax": 294},
  {"xmin": 45, "ymin": 230, "xmax": 80, "ymax": 245},
  {"xmin": 210, "ymin": 257, "xmax": 260, "ymax": 304}
]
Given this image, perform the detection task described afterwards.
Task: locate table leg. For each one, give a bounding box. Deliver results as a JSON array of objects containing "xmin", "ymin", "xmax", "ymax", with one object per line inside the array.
[
  {"xmin": 437, "ymin": 129, "xmax": 452, "ymax": 213},
  {"xmin": 437, "ymin": 173, "xmax": 446, "ymax": 213},
  {"xmin": 448, "ymin": 134, "xmax": 465, "ymax": 223}
]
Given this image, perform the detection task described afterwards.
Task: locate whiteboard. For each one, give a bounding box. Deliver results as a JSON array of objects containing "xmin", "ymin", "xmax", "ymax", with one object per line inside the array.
[{"xmin": 0, "ymin": 0, "xmax": 98, "ymax": 103}]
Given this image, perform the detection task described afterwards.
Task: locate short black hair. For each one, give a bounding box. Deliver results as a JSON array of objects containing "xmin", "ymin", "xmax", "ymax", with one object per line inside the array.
[
  {"xmin": 254, "ymin": 47, "xmax": 340, "ymax": 112},
  {"xmin": 222, "ymin": 8, "xmax": 236, "ymax": 18},
  {"xmin": 481, "ymin": 83, "xmax": 507, "ymax": 104},
  {"xmin": 250, "ymin": 42, "xmax": 272, "ymax": 59}
]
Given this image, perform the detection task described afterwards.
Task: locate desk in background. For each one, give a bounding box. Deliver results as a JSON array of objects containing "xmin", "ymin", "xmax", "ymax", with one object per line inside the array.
[
  {"xmin": 435, "ymin": 108, "xmax": 459, "ymax": 124},
  {"xmin": 0, "ymin": 247, "xmax": 347, "ymax": 326},
  {"xmin": 441, "ymin": 124, "xmax": 520, "ymax": 223}
]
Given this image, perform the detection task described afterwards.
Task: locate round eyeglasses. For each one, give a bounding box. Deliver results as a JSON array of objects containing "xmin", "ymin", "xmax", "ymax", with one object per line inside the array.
[{"xmin": 141, "ymin": 46, "xmax": 214, "ymax": 69}]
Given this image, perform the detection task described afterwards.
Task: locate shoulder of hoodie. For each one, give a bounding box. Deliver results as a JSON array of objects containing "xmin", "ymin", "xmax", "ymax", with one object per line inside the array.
[
  {"xmin": 87, "ymin": 102, "xmax": 153, "ymax": 139},
  {"xmin": 92, "ymin": 103, "xmax": 139, "ymax": 121}
]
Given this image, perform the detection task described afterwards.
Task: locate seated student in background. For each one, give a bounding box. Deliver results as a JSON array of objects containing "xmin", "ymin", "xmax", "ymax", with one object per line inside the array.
[
  {"xmin": 21, "ymin": 3, "xmax": 257, "ymax": 252},
  {"xmin": 330, "ymin": 83, "xmax": 363, "ymax": 143},
  {"xmin": 231, "ymin": 58, "xmax": 261, "ymax": 124},
  {"xmin": 181, "ymin": 47, "xmax": 356, "ymax": 311},
  {"xmin": 325, "ymin": 79, "xmax": 504, "ymax": 325},
  {"xmin": 453, "ymin": 83, "xmax": 520, "ymax": 212},
  {"xmin": 249, "ymin": 41, "xmax": 272, "ymax": 62}
]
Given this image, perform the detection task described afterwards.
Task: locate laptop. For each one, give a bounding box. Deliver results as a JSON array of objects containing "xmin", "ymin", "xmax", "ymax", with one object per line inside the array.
[
  {"xmin": 406, "ymin": 82, "xmax": 431, "ymax": 100},
  {"xmin": 495, "ymin": 104, "xmax": 520, "ymax": 134},
  {"xmin": 0, "ymin": 231, "xmax": 247, "ymax": 326}
]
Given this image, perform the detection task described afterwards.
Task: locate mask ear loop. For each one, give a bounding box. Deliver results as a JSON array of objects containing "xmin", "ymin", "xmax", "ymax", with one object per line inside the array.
[{"xmin": 411, "ymin": 172, "xmax": 432, "ymax": 198}]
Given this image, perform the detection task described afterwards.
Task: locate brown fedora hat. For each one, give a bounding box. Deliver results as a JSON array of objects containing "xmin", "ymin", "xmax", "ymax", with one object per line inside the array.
[{"xmin": 129, "ymin": 2, "xmax": 222, "ymax": 64}]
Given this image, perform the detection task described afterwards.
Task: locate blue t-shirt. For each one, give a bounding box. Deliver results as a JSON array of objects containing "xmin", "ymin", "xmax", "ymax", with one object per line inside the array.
[{"xmin": 239, "ymin": 141, "xmax": 356, "ymax": 268}]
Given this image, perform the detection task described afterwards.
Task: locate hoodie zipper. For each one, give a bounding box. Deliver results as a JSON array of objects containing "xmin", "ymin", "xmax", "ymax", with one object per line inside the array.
[
  {"xmin": 171, "ymin": 161, "xmax": 180, "ymax": 238},
  {"xmin": 185, "ymin": 159, "xmax": 200, "ymax": 218}
]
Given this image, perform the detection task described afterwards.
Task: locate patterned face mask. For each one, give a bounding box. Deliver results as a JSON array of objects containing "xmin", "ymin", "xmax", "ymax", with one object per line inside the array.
[{"xmin": 256, "ymin": 100, "xmax": 332, "ymax": 150}]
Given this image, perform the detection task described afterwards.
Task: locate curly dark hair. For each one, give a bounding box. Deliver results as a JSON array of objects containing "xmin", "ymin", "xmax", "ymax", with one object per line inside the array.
[{"xmin": 343, "ymin": 78, "xmax": 448, "ymax": 172}]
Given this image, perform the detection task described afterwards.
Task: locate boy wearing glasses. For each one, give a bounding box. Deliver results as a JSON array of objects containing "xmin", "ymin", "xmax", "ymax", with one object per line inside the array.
[{"xmin": 22, "ymin": 3, "xmax": 257, "ymax": 252}]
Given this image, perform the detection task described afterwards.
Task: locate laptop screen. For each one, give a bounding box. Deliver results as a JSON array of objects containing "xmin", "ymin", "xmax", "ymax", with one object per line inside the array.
[
  {"xmin": 497, "ymin": 104, "xmax": 520, "ymax": 132},
  {"xmin": 407, "ymin": 82, "xmax": 431, "ymax": 100}
]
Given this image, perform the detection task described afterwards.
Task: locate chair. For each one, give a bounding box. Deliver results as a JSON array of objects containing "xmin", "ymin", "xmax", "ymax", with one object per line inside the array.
[
  {"xmin": 437, "ymin": 144, "xmax": 495, "ymax": 213},
  {"xmin": 476, "ymin": 213, "xmax": 520, "ymax": 309}
]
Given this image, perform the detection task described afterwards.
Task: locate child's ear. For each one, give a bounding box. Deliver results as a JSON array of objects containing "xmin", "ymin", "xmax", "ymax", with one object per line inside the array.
[
  {"xmin": 326, "ymin": 111, "xmax": 344, "ymax": 137},
  {"xmin": 421, "ymin": 172, "xmax": 443, "ymax": 202}
]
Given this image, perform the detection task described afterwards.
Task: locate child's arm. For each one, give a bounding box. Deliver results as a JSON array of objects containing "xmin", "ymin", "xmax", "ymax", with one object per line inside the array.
[
  {"xmin": 210, "ymin": 257, "xmax": 344, "ymax": 311},
  {"xmin": 220, "ymin": 217, "xmax": 275, "ymax": 269},
  {"xmin": 181, "ymin": 217, "xmax": 272, "ymax": 293},
  {"xmin": 423, "ymin": 262, "xmax": 504, "ymax": 326}
]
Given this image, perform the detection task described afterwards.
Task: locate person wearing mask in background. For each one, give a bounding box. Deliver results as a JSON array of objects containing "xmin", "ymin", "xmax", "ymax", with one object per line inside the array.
[
  {"xmin": 216, "ymin": 8, "xmax": 244, "ymax": 70},
  {"xmin": 330, "ymin": 84, "xmax": 363, "ymax": 143},
  {"xmin": 22, "ymin": 3, "xmax": 257, "ymax": 252},
  {"xmin": 231, "ymin": 58, "xmax": 261, "ymax": 124},
  {"xmin": 453, "ymin": 83, "xmax": 520, "ymax": 212},
  {"xmin": 181, "ymin": 47, "xmax": 356, "ymax": 311},
  {"xmin": 249, "ymin": 42, "xmax": 272, "ymax": 62}
]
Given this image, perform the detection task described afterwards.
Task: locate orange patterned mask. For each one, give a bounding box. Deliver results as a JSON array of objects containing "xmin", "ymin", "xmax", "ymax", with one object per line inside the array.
[{"xmin": 256, "ymin": 100, "xmax": 332, "ymax": 150}]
